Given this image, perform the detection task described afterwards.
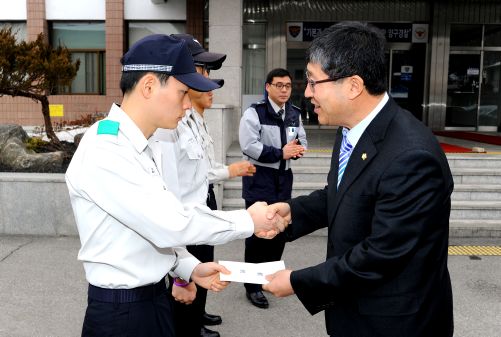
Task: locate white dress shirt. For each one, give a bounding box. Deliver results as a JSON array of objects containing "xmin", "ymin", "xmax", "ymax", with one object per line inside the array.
[
  {"xmin": 344, "ymin": 93, "xmax": 389, "ymax": 147},
  {"xmin": 189, "ymin": 108, "xmax": 230, "ymax": 184},
  {"xmin": 66, "ymin": 104, "xmax": 254, "ymax": 289}
]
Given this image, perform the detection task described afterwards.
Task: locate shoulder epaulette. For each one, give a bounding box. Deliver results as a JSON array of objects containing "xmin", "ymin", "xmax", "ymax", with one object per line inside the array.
[{"xmin": 97, "ymin": 120, "xmax": 120, "ymax": 136}]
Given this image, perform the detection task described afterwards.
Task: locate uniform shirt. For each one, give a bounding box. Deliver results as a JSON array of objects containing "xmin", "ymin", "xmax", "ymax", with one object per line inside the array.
[
  {"xmin": 154, "ymin": 108, "xmax": 229, "ymax": 205},
  {"xmin": 189, "ymin": 108, "xmax": 230, "ymax": 184},
  {"xmin": 154, "ymin": 109, "xmax": 208, "ymax": 204},
  {"xmin": 66, "ymin": 104, "xmax": 254, "ymax": 289}
]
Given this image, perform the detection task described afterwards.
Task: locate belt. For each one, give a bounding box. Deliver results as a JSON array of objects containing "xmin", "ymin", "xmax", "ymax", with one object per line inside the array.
[{"xmin": 88, "ymin": 279, "xmax": 167, "ymax": 303}]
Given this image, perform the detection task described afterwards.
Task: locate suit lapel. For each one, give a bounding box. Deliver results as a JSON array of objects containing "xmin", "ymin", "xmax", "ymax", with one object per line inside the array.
[
  {"xmin": 328, "ymin": 136, "xmax": 378, "ymax": 225},
  {"xmin": 327, "ymin": 97, "xmax": 399, "ymax": 226}
]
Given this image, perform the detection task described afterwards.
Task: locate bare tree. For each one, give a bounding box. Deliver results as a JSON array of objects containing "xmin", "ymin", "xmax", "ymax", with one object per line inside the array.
[{"xmin": 0, "ymin": 27, "xmax": 79, "ymax": 144}]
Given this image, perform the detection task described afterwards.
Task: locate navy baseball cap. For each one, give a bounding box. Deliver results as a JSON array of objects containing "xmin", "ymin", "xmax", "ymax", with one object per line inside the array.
[
  {"xmin": 212, "ymin": 79, "xmax": 224, "ymax": 87},
  {"xmin": 171, "ymin": 34, "xmax": 226, "ymax": 70},
  {"xmin": 121, "ymin": 34, "xmax": 219, "ymax": 92}
]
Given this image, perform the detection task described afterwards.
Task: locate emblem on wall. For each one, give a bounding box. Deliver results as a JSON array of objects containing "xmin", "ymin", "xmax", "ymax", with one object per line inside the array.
[{"xmin": 287, "ymin": 22, "xmax": 303, "ymax": 41}]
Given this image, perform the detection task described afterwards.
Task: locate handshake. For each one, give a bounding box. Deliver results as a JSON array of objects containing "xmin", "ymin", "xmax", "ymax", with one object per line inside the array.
[
  {"xmin": 246, "ymin": 201, "xmax": 291, "ymax": 239},
  {"xmin": 178, "ymin": 202, "xmax": 292, "ymax": 303}
]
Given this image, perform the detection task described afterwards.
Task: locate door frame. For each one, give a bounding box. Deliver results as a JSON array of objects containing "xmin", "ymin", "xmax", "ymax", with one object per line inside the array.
[{"xmin": 445, "ymin": 51, "xmax": 481, "ymax": 131}]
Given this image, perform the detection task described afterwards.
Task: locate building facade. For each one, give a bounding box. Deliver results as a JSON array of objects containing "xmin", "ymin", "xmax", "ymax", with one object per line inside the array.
[
  {"xmin": 0, "ymin": 0, "xmax": 190, "ymax": 125},
  {"xmin": 1, "ymin": 0, "xmax": 500, "ymax": 133},
  {"xmin": 242, "ymin": 0, "xmax": 501, "ymax": 132}
]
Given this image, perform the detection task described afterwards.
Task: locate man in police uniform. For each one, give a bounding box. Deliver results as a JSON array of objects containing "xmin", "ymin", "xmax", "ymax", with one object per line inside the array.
[
  {"xmin": 66, "ymin": 34, "xmax": 288, "ymax": 337},
  {"xmin": 239, "ymin": 68, "xmax": 307, "ymax": 309},
  {"xmin": 154, "ymin": 34, "xmax": 256, "ymax": 337}
]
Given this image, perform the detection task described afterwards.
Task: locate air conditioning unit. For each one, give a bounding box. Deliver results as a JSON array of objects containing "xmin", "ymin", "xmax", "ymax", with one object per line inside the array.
[{"xmin": 150, "ymin": 0, "xmax": 167, "ymax": 4}]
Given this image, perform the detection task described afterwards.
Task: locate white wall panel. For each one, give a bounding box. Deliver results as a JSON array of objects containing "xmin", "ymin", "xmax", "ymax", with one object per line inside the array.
[
  {"xmin": 46, "ymin": 0, "xmax": 105, "ymax": 20},
  {"xmin": 0, "ymin": 0, "xmax": 26, "ymax": 20},
  {"xmin": 124, "ymin": 0, "xmax": 186, "ymax": 20}
]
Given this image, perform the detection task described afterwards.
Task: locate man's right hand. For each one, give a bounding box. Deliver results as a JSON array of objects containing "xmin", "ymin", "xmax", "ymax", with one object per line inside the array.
[
  {"xmin": 283, "ymin": 139, "xmax": 305, "ymax": 160},
  {"xmin": 247, "ymin": 201, "xmax": 289, "ymax": 239}
]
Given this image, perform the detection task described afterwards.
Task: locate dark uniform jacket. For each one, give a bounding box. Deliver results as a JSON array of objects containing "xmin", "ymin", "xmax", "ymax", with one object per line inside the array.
[{"xmin": 239, "ymin": 98, "xmax": 307, "ymax": 203}]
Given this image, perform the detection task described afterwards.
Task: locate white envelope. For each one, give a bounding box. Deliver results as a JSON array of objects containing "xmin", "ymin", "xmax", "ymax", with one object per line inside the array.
[{"xmin": 218, "ymin": 260, "xmax": 286, "ymax": 284}]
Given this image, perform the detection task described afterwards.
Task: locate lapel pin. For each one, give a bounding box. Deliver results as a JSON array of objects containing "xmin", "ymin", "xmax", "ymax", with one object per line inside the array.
[{"xmin": 361, "ymin": 153, "xmax": 367, "ymax": 160}]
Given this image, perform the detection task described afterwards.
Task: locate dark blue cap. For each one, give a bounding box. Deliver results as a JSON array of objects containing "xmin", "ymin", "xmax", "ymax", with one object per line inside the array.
[
  {"xmin": 121, "ymin": 34, "xmax": 219, "ymax": 92},
  {"xmin": 171, "ymin": 34, "xmax": 226, "ymax": 70}
]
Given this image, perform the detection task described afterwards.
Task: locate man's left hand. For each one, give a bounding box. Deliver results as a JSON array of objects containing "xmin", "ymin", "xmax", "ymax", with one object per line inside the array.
[
  {"xmin": 263, "ymin": 269, "xmax": 294, "ymax": 297},
  {"xmin": 191, "ymin": 262, "xmax": 231, "ymax": 292}
]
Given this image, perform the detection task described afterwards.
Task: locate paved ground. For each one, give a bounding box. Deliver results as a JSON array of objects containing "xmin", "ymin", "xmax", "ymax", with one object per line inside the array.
[{"xmin": 1, "ymin": 235, "xmax": 501, "ymax": 337}]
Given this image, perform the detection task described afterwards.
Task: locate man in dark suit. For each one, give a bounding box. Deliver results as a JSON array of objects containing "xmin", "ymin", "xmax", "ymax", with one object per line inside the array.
[{"xmin": 263, "ymin": 21, "xmax": 454, "ymax": 337}]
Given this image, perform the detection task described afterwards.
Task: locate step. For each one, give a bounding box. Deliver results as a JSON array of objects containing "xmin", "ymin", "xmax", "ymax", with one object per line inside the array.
[
  {"xmin": 452, "ymin": 168, "xmax": 501, "ymax": 184},
  {"xmin": 305, "ymin": 220, "xmax": 501, "ymax": 238},
  {"xmin": 448, "ymin": 219, "xmax": 501, "ymax": 238},
  {"xmin": 223, "ymin": 199, "xmax": 501, "ymax": 219},
  {"xmin": 446, "ymin": 154, "xmax": 501, "ymax": 169},
  {"xmin": 226, "ymin": 149, "xmax": 333, "ymax": 166},
  {"xmin": 224, "ymin": 182, "xmax": 501, "ymax": 201},
  {"xmin": 223, "ymin": 181, "xmax": 323, "ymax": 199},
  {"xmin": 223, "ymin": 197, "xmax": 245, "ymax": 210},
  {"xmin": 450, "ymin": 200, "xmax": 501, "ymax": 220},
  {"xmin": 452, "ymin": 184, "xmax": 501, "ymax": 201}
]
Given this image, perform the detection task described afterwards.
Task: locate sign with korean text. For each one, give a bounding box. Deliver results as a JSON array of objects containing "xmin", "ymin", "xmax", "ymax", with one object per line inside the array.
[{"xmin": 287, "ymin": 22, "xmax": 428, "ymax": 44}]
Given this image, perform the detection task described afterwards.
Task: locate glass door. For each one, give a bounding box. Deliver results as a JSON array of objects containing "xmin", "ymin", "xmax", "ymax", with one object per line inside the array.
[
  {"xmin": 387, "ymin": 44, "xmax": 426, "ymax": 121},
  {"xmin": 479, "ymin": 51, "xmax": 501, "ymax": 131},
  {"xmin": 446, "ymin": 52, "xmax": 481, "ymax": 129}
]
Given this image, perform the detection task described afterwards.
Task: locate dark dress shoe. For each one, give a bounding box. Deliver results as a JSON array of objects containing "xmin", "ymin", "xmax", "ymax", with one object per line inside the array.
[
  {"xmin": 200, "ymin": 326, "xmax": 220, "ymax": 337},
  {"xmin": 246, "ymin": 290, "xmax": 269, "ymax": 309},
  {"xmin": 202, "ymin": 312, "xmax": 222, "ymax": 326}
]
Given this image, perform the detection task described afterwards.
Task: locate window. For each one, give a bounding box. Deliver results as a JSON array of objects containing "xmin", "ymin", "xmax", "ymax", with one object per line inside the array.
[
  {"xmin": 0, "ymin": 21, "xmax": 27, "ymax": 42},
  {"xmin": 484, "ymin": 25, "xmax": 501, "ymax": 47},
  {"xmin": 51, "ymin": 22, "xmax": 105, "ymax": 95},
  {"xmin": 450, "ymin": 25, "xmax": 482, "ymax": 47},
  {"xmin": 127, "ymin": 21, "xmax": 185, "ymax": 49},
  {"xmin": 243, "ymin": 23, "xmax": 266, "ymax": 95}
]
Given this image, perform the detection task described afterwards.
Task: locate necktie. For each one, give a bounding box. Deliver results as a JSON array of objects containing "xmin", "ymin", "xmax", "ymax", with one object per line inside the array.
[
  {"xmin": 337, "ymin": 128, "xmax": 353, "ymax": 188},
  {"xmin": 278, "ymin": 109, "xmax": 284, "ymax": 119}
]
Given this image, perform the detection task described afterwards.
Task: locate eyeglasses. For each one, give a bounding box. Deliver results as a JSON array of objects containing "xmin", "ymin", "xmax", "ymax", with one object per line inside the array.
[
  {"xmin": 195, "ymin": 63, "xmax": 210, "ymax": 76},
  {"xmin": 306, "ymin": 72, "xmax": 347, "ymax": 93},
  {"xmin": 270, "ymin": 82, "xmax": 292, "ymax": 90}
]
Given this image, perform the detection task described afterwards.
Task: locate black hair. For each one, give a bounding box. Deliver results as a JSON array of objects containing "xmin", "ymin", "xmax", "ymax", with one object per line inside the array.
[
  {"xmin": 307, "ymin": 21, "xmax": 387, "ymax": 95},
  {"xmin": 265, "ymin": 68, "xmax": 292, "ymax": 84},
  {"xmin": 119, "ymin": 71, "xmax": 170, "ymax": 95}
]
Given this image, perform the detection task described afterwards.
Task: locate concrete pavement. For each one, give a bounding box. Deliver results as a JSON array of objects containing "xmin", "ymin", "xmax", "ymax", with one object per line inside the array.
[{"xmin": 0, "ymin": 235, "xmax": 501, "ymax": 337}]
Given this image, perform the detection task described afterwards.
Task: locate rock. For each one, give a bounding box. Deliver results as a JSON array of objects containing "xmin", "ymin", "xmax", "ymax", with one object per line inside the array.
[
  {"xmin": 73, "ymin": 133, "xmax": 84, "ymax": 148},
  {"xmin": 0, "ymin": 124, "xmax": 64, "ymax": 172}
]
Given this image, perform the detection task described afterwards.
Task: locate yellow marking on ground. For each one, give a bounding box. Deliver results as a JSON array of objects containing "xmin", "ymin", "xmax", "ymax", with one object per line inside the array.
[
  {"xmin": 448, "ymin": 246, "xmax": 501, "ymax": 256},
  {"xmin": 306, "ymin": 149, "xmax": 332, "ymax": 153}
]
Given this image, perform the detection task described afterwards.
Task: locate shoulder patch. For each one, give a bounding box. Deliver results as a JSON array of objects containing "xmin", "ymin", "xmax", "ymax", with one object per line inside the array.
[{"xmin": 97, "ymin": 120, "xmax": 120, "ymax": 136}]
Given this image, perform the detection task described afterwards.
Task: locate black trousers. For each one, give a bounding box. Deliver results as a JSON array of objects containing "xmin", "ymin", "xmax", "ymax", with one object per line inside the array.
[
  {"xmin": 82, "ymin": 281, "xmax": 174, "ymax": 337},
  {"xmin": 244, "ymin": 200, "xmax": 287, "ymax": 293},
  {"xmin": 168, "ymin": 184, "xmax": 218, "ymax": 337}
]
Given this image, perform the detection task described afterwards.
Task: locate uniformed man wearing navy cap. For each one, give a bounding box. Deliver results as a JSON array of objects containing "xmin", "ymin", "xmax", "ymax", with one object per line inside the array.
[{"xmin": 65, "ymin": 34, "xmax": 289, "ymax": 337}]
